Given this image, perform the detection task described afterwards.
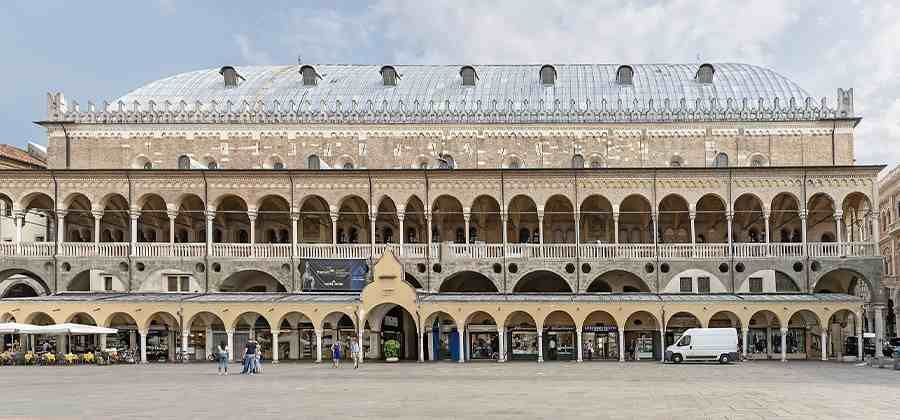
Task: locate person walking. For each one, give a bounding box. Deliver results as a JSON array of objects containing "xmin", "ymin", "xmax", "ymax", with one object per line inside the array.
[
  {"xmin": 331, "ymin": 340, "xmax": 342, "ymax": 368},
  {"xmin": 350, "ymin": 337, "xmax": 361, "ymax": 369},
  {"xmin": 216, "ymin": 341, "xmax": 229, "ymax": 375},
  {"xmin": 242, "ymin": 337, "xmax": 258, "ymax": 375}
]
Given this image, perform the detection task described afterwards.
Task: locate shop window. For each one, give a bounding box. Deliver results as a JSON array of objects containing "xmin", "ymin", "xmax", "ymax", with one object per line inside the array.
[
  {"xmin": 679, "ymin": 277, "xmax": 692, "ymax": 293},
  {"xmin": 697, "ymin": 277, "xmax": 710, "ymax": 294},
  {"xmin": 104, "ymin": 276, "xmax": 113, "ymax": 291},
  {"xmin": 749, "ymin": 277, "xmax": 763, "ymax": 293}
]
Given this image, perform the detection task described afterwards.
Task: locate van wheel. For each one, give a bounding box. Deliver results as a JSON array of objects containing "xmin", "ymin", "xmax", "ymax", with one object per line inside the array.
[
  {"xmin": 672, "ymin": 353, "xmax": 683, "ymax": 364},
  {"xmin": 719, "ymin": 354, "xmax": 730, "ymax": 364}
]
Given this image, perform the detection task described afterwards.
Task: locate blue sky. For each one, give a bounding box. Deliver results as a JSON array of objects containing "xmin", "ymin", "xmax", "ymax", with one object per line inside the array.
[{"xmin": 2, "ymin": 0, "xmax": 898, "ymax": 168}]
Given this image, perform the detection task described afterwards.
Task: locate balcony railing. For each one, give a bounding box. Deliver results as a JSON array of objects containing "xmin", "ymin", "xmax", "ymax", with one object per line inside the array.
[{"xmin": 3, "ymin": 241, "xmax": 879, "ymax": 260}]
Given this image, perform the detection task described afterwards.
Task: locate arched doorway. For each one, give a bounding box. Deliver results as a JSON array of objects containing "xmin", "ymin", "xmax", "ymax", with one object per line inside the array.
[
  {"xmin": 365, "ymin": 304, "xmax": 418, "ymax": 361},
  {"xmin": 336, "ymin": 195, "xmax": 370, "ymax": 244},
  {"xmin": 624, "ymin": 311, "xmax": 660, "ymax": 361},
  {"xmin": 299, "ymin": 195, "xmax": 332, "ymax": 243},
  {"xmin": 105, "ymin": 312, "xmax": 139, "ymax": 356},
  {"xmin": 747, "ymin": 310, "xmax": 781, "ymax": 360},
  {"xmin": 504, "ymin": 311, "xmax": 538, "ymax": 361},
  {"xmin": 321, "ymin": 312, "xmax": 356, "ymax": 362},
  {"xmin": 470, "ymin": 195, "xmax": 502, "ymax": 244},
  {"xmin": 423, "ymin": 311, "xmax": 460, "ymax": 362},
  {"xmin": 579, "ymin": 195, "xmax": 614, "ymax": 243},
  {"xmin": 278, "ymin": 311, "xmax": 316, "ymax": 362},
  {"xmin": 507, "ymin": 195, "xmax": 538, "ymax": 244},
  {"xmin": 582, "ymin": 310, "xmax": 619, "ymax": 361},
  {"xmin": 439, "ymin": 271, "xmax": 499, "ymax": 293},
  {"xmin": 619, "ymin": 195, "xmax": 652, "ymax": 243},
  {"xmin": 658, "ymin": 195, "xmax": 690, "ymax": 244},
  {"xmin": 733, "ymin": 194, "xmax": 766, "ymax": 244},
  {"xmin": 543, "ymin": 195, "xmax": 575, "ymax": 243},
  {"xmin": 770, "ymin": 193, "xmax": 801, "ymax": 245},
  {"xmin": 233, "ymin": 312, "xmax": 273, "ymax": 363},
  {"xmin": 431, "ymin": 195, "xmax": 464, "ymax": 244},
  {"xmin": 786, "ymin": 310, "xmax": 823, "ymax": 360},
  {"xmin": 144, "ymin": 312, "xmax": 180, "ymax": 363},
  {"xmin": 513, "ymin": 270, "xmax": 572, "ymax": 293},
  {"xmin": 826, "ymin": 310, "xmax": 862, "ymax": 360},
  {"xmin": 187, "ymin": 312, "xmax": 226, "ymax": 362},
  {"xmin": 65, "ymin": 312, "xmax": 99, "ymax": 354},
  {"xmin": 464, "ymin": 311, "xmax": 498, "ymax": 361},
  {"xmin": 543, "ymin": 311, "xmax": 576, "ymax": 361},
  {"xmin": 664, "ymin": 312, "xmax": 702, "ymax": 348},
  {"xmin": 256, "ymin": 195, "xmax": 292, "ymax": 244},
  {"xmin": 708, "ymin": 310, "xmax": 743, "ymax": 353}
]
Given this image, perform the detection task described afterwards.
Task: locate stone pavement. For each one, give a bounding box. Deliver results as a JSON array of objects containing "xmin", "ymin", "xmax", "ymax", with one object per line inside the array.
[{"xmin": 0, "ymin": 360, "xmax": 897, "ymax": 419}]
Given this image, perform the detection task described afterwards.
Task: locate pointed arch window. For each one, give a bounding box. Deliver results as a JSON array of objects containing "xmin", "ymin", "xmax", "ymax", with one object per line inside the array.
[
  {"xmin": 307, "ymin": 155, "xmax": 320, "ymax": 170},
  {"xmin": 714, "ymin": 152, "xmax": 729, "ymax": 168},
  {"xmin": 177, "ymin": 155, "xmax": 191, "ymax": 170}
]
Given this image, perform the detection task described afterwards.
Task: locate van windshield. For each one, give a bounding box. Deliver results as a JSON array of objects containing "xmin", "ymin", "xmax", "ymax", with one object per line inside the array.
[{"xmin": 676, "ymin": 335, "xmax": 691, "ymax": 346}]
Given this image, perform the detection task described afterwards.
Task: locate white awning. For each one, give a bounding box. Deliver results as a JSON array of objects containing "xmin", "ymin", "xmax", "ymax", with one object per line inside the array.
[
  {"xmin": 0, "ymin": 322, "xmax": 34, "ymax": 334},
  {"xmin": 32, "ymin": 323, "xmax": 118, "ymax": 335}
]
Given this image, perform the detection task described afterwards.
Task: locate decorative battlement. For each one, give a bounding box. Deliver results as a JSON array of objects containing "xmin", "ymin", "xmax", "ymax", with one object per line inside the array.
[{"xmin": 46, "ymin": 92, "xmax": 848, "ymax": 125}]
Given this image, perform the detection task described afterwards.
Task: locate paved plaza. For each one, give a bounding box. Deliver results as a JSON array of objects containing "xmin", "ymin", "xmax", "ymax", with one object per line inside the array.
[{"xmin": 0, "ymin": 361, "xmax": 897, "ymax": 419}]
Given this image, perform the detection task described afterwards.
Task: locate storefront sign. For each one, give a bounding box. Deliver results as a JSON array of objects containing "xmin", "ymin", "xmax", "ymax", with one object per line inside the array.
[
  {"xmin": 583, "ymin": 325, "xmax": 617, "ymax": 333},
  {"xmin": 301, "ymin": 259, "xmax": 368, "ymax": 291},
  {"xmin": 383, "ymin": 315, "xmax": 399, "ymax": 328}
]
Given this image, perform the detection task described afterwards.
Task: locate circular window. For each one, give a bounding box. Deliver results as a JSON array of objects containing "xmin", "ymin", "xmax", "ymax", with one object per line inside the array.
[
  {"xmin": 493, "ymin": 263, "xmax": 502, "ymax": 274},
  {"xmin": 660, "ymin": 263, "xmax": 670, "ymax": 273},
  {"xmin": 718, "ymin": 263, "xmax": 729, "ymax": 273},
  {"xmin": 508, "ymin": 263, "xmax": 518, "ymax": 274},
  {"xmin": 581, "ymin": 263, "xmax": 591, "ymax": 274},
  {"xmin": 432, "ymin": 264, "xmax": 442, "ymax": 274},
  {"xmin": 810, "ymin": 261, "xmax": 821, "ymax": 272},
  {"xmin": 212, "ymin": 263, "xmax": 222, "ymax": 273},
  {"xmin": 735, "ymin": 262, "xmax": 745, "ymax": 273},
  {"xmin": 792, "ymin": 262, "xmax": 803, "ymax": 272},
  {"xmin": 565, "ymin": 263, "xmax": 575, "ymax": 274},
  {"xmin": 136, "ymin": 262, "xmax": 146, "ymax": 272},
  {"xmin": 61, "ymin": 262, "xmax": 71, "ymax": 272},
  {"xmin": 281, "ymin": 263, "xmax": 290, "ymax": 273},
  {"xmin": 118, "ymin": 262, "xmax": 129, "ymax": 272},
  {"xmin": 417, "ymin": 263, "xmax": 427, "ymax": 274},
  {"xmin": 644, "ymin": 263, "xmax": 654, "ymax": 274}
]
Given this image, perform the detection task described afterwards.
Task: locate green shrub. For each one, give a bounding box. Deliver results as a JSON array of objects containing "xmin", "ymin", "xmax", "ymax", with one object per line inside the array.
[{"xmin": 383, "ymin": 339, "xmax": 400, "ymax": 358}]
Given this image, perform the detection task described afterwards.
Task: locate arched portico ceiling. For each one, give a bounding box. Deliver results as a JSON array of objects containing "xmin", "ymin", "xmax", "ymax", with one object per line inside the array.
[
  {"xmin": 439, "ymin": 271, "xmax": 499, "ymax": 293},
  {"xmin": 513, "ymin": 270, "xmax": 572, "ymax": 293}
]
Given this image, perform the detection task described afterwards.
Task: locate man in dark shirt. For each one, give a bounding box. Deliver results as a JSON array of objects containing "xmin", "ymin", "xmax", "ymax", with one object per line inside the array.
[{"xmin": 242, "ymin": 339, "xmax": 258, "ymax": 375}]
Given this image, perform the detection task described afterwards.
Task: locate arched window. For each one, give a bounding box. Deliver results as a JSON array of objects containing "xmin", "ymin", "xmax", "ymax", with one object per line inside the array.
[
  {"xmin": 589, "ymin": 157, "xmax": 604, "ymax": 168},
  {"xmin": 507, "ymin": 157, "xmax": 522, "ymax": 169},
  {"xmin": 307, "ymin": 155, "xmax": 320, "ymax": 170},
  {"xmin": 418, "ymin": 161, "xmax": 429, "ymax": 170},
  {"xmin": 219, "ymin": 66, "xmax": 244, "ymax": 88},
  {"xmin": 177, "ymin": 155, "xmax": 191, "ymax": 170},
  {"xmin": 571, "ymin": 154, "xmax": 585, "ymax": 168},
  {"xmin": 749, "ymin": 155, "xmax": 767, "ymax": 167},
  {"xmin": 670, "ymin": 155, "xmax": 684, "ymax": 168},
  {"xmin": 616, "ymin": 65, "xmax": 634, "ymax": 85},
  {"xmin": 207, "ymin": 159, "xmax": 218, "ymax": 170},
  {"xmin": 714, "ymin": 152, "xmax": 729, "ymax": 168},
  {"xmin": 460, "ymin": 66, "xmax": 477, "ymax": 86},
  {"xmin": 143, "ymin": 161, "xmax": 153, "ymax": 170},
  {"xmin": 540, "ymin": 65, "xmax": 557, "ymax": 85},
  {"xmin": 380, "ymin": 66, "xmax": 398, "ymax": 86},
  {"xmin": 695, "ymin": 63, "xmax": 715, "ymax": 83},
  {"xmin": 438, "ymin": 154, "xmax": 455, "ymax": 169},
  {"xmin": 273, "ymin": 161, "xmax": 285, "ymax": 170},
  {"xmin": 300, "ymin": 65, "xmax": 320, "ymax": 86},
  {"xmin": 342, "ymin": 161, "xmax": 355, "ymax": 170}
]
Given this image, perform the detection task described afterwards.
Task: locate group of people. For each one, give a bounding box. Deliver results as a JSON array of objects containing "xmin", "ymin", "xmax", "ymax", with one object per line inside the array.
[{"xmin": 213, "ymin": 336, "xmax": 363, "ymax": 375}]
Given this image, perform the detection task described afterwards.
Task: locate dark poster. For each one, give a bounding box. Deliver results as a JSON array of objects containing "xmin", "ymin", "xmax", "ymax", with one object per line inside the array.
[{"xmin": 301, "ymin": 259, "xmax": 368, "ymax": 291}]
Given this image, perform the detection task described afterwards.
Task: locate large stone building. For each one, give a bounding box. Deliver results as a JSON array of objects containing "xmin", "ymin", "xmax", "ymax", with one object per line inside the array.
[
  {"xmin": 878, "ymin": 165, "xmax": 900, "ymax": 336},
  {"xmin": 0, "ymin": 62, "xmax": 889, "ymax": 364}
]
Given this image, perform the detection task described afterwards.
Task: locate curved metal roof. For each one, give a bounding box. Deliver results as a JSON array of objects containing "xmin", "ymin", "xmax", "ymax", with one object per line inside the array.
[{"xmin": 116, "ymin": 63, "xmax": 813, "ymax": 117}]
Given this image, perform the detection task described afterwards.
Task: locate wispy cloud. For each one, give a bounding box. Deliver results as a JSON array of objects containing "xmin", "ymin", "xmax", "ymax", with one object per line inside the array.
[{"xmin": 234, "ymin": 34, "xmax": 273, "ymax": 65}]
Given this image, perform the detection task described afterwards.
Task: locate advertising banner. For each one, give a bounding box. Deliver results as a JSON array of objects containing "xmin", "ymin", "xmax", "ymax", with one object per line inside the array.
[{"xmin": 301, "ymin": 259, "xmax": 369, "ymax": 291}]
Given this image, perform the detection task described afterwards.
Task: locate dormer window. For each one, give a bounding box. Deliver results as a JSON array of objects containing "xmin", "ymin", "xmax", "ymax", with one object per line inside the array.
[
  {"xmin": 300, "ymin": 65, "xmax": 321, "ymax": 86},
  {"xmin": 540, "ymin": 65, "xmax": 557, "ymax": 86},
  {"xmin": 616, "ymin": 65, "xmax": 634, "ymax": 85},
  {"xmin": 380, "ymin": 66, "xmax": 399, "ymax": 86},
  {"xmin": 219, "ymin": 66, "xmax": 245, "ymax": 88},
  {"xmin": 460, "ymin": 66, "xmax": 477, "ymax": 86},
  {"xmin": 695, "ymin": 63, "xmax": 715, "ymax": 84}
]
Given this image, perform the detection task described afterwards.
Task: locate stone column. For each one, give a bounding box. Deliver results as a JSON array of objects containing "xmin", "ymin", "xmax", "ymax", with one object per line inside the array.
[
  {"xmin": 248, "ymin": 210, "xmax": 257, "ymax": 257},
  {"xmin": 129, "ymin": 210, "xmax": 139, "ymax": 256},
  {"xmin": 369, "ymin": 215, "xmax": 377, "ymax": 258},
  {"xmin": 856, "ymin": 312, "xmax": 864, "ymax": 360},
  {"xmin": 181, "ymin": 330, "xmax": 189, "ymax": 363},
  {"xmin": 205, "ymin": 210, "xmax": 214, "ymax": 256},
  {"xmin": 205, "ymin": 327, "xmax": 213, "ymax": 360},
  {"xmin": 498, "ymin": 326, "xmax": 506, "ymax": 362},
  {"xmin": 13, "ymin": 211, "xmax": 23, "ymax": 254},
  {"xmin": 139, "ymin": 330, "xmax": 148, "ymax": 363},
  {"xmin": 357, "ymin": 327, "xmax": 365, "ymax": 365},
  {"xmin": 689, "ymin": 210, "xmax": 696, "ymax": 246},
  {"xmin": 821, "ymin": 330, "xmax": 828, "ymax": 361},
  {"xmin": 726, "ymin": 211, "xmax": 734, "ymax": 251},
  {"xmin": 457, "ymin": 329, "xmax": 465, "ymax": 363},
  {"xmin": 168, "ymin": 210, "xmax": 177, "ymax": 247},
  {"xmin": 618, "ymin": 329, "xmax": 625, "ymax": 362},
  {"xmin": 613, "ymin": 212, "xmax": 619, "ymax": 244},
  {"xmin": 271, "ymin": 330, "xmax": 280, "ymax": 364},
  {"xmin": 537, "ymin": 331, "xmax": 544, "ymax": 363},
  {"xmin": 226, "ymin": 329, "xmax": 235, "ymax": 362},
  {"xmin": 537, "ymin": 210, "xmax": 545, "ymax": 255},
  {"xmin": 426, "ymin": 213, "xmax": 433, "ymax": 245},
  {"xmin": 874, "ymin": 305, "xmax": 886, "ymax": 358},
  {"xmin": 398, "ymin": 213, "xmax": 405, "ymax": 257},
  {"xmin": 574, "ymin": 210, "xmax": 581, "ymax": 246},
  {"xmin": 780, "ymin": 327, "xmax": 788, "ymax": 362},
  {"xmin": 834, "ymin": 211, "xmax": 843, "ymax": 246},
  {"xmin": 56, "ymin": 211, "xmax": 66, "ymax": 244},
  {"xmin": 315, "ymin": 329, "xmax": 323, "ymax": 363},
  {"xmin": 800, "ymin": 210, "xmax": 808, "ymax": 256},
  {"xmin": 417, "ymin": 330, "xmax": 424, "ymax": 363},
  {"xmin": 57, "ymin": 334, "xmax": 67, "ymax": 353},
  {"xmin": 576, "ymin": 330, "xmax": 583, "ymax": 362},
  {"xmin": 291, "ymin": 213, "xmax": 299, "ymax": 254},
  {"xmin": 742, "ymin": 327, "xmax": 749, "ymax": 359},
  {"xmin": 500, "ymin": 212, "xmax": 508, "ymax": 252},
  {"xmin": 330, "ymin": 213, "xmax": 338, "ymax": 248},
  {"xmin": 651, "ymin": 212, "xmax": 659, "ymax": 244},
  {"xmin": 463, "ymin": 209, "xmax": 471, "ymax": 245},
  {"xmin": 92, "ymin": 210, "xmax": 102, "ymax": 253}
]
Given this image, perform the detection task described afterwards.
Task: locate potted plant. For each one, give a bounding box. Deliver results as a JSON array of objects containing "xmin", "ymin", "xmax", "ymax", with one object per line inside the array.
[{"xmin": 383, "ymin": 339, "xmax": 400, "ymax": 362}]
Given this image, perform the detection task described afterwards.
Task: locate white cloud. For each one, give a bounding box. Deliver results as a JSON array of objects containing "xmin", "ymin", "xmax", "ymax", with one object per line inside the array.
[{"xmin": 235, "ymin": 34, "xmax": 273, "ymax": 65}]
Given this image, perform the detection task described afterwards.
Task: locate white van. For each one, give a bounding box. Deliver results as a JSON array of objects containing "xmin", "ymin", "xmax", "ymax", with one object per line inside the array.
[{"xmin": 664, "ymin": 328, "xmax": 738, "ymax": 364}]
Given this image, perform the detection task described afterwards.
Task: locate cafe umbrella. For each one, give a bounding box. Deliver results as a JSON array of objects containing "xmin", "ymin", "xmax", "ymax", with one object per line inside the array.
[{"xmin": 31, "ymin": 324, "xmax": 118, "ymax": 354}]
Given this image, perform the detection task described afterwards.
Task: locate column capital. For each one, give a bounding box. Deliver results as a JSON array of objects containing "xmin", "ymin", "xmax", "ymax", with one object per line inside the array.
[
  {"xmin": 689, "ymin": 210, "xmax": 696, "ymax": 220},
  {"xmin": 166, "ymin": 209, "xmax": 179, "ymax": 219},
  {"xmin": 329, "ymin": 212, "xmax": 339, "ymax": 223},
  {"xmin": 834, "ymin": 210, "xmax": 844, "ymax": 220},
  {"xmin": 225, "ymin": 329, "xmax": 235, "ymax": 335},
  {"xmin": 129, "ymin": 210, "xmax": 141, "ymax": 220},
  {"xmin": 780, "ymin": 326, "xmax": 789, "ymax": 333},
  {"xmin": 726, "ymin": 211, "xmax": 734, "ymax": 220},
  {"xmin": 270, "ymin": 329, "xmax": 281, "ymax": 336},
  {"xmin": 799, "ymin": 210, "xmax": 808, "ymax": 219},
  {"xmin": 397, "ymin": 213, "xmax": 405, "ymax": 222},
  {"xmin": 290, "ymin": 212, "xmax": 300, "ymax": 222},
  {"xmin": 247, "ymin": 210, "xmax": 258, "ymax": 221},
  {"xmin": 181, "ymin": 329, "xmax": 190, "ymax": 336},
  {"xmin": 205, "ymin": 211, "xmax": 216, "ymax": 221},
  {"xmin": 91, "ymin": 209, "xmax": 105, "ymax": 219},
  {"xmin": 763, "ymin": 210, "xmax": 771, "ymax": 219}
]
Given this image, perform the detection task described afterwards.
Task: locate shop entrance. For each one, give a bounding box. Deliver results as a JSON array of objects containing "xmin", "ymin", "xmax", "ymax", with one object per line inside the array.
[
  {"xmin": 664, "ymin": 312, "xmax": 701, "ymax": 348},
  {"xmin": 583, "ymin": 310, "xmax": 619, "ymax": 361},
  {"xmin": 322, "ymin": 313, "xmax": 355, "ymax": 361},
  {"xmin": 424, "ymin": 311, "xmax": 459, "ymax": 361},
  {"xmin": 465, "ymin": 311, "xmax": 499, "ymax": 361},
  {"xmin": 505, "ymin": 311, "xmax": 538, "ymax": 361},
  {"xmin": 378, "ymin": 305, "xmax": 418, "ymax": 361},
  {"xmin": 543, "ymin": 311, "xmax": 576, "ymax": 361},
  {"xmin": 747, "ymin": 310, "xmax": 780, "ymax": 360},
  {"xmin": 624, "ymin": 311, "xmax": 661, "ymax": 361}
]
